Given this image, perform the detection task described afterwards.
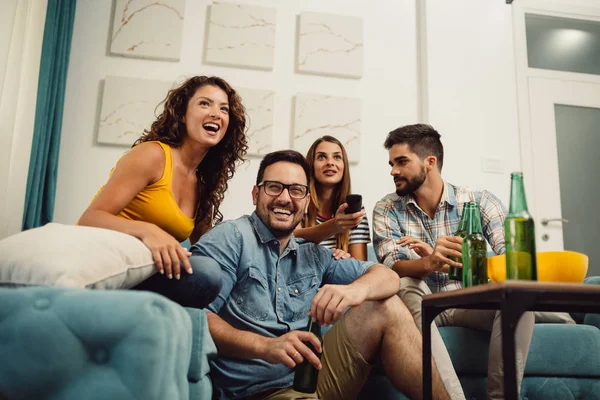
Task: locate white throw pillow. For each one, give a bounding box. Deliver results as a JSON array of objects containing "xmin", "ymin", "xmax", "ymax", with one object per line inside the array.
[{"xmin": 0, "ymin": 223, "xmax": 156, "ymax": 289}]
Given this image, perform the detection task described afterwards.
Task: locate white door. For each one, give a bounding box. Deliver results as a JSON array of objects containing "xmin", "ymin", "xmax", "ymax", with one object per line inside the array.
[{"xmin": 527, "ymin": 77, "xmax": 600, "ymax": 276}]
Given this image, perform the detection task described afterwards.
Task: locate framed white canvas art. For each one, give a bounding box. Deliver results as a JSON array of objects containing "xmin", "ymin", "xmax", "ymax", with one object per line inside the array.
[
  {"xmin": 205, "ymin": 3, "xmax": 277, "ymax": 70},
  {"xmin": 292, "ymin": 93, "xmax": 362, "ymax": 163},
  {"xmin": 296, "ymin": 12, "xmax": 363, "ymax": 79},
  {"xmin": 110, "ymin": 0, "xmax": 185, "ymax": 61},
  {"xmin": 97, "ymin": 76, "xmax": 173, "ymax": 147},
  {"xmin": 236, "ymin": 87, "xmax": 275, "ymax": 156}
]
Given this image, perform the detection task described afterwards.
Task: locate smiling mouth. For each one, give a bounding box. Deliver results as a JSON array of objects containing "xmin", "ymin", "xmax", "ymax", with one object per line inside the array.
[
  {"xmin": 271, "ymin": 207, "xmax": 295, "ymax": 220},
  {"xmin": 203, "ymin": 122, "xmax": 220, "ymax": 133},
  {"xmin": 273, "ymin": 207, "xmax": 292, "ymax": 215}
]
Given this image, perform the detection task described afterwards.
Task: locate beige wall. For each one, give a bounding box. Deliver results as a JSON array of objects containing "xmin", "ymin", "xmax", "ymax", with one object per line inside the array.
[
  {"xmin": 30, "ymin": 0, "xmax": 522, "ymax": 229},
  {"xmin": 0, "ymin": 0, "xmax": 47, "ymax": 239},
  {"xmin": 54, "ymin": 0, "xmax": 420, "ymax": 225}
]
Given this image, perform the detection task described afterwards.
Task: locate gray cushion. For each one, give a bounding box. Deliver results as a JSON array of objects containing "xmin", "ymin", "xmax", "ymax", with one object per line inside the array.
[{"xmin": 0, "ymin": 223, "xmax": 155, "ymax": 289}]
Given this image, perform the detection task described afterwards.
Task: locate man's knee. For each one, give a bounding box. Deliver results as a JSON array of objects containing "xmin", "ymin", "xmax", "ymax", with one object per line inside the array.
[
  {"xmin": 398, "ymin": 277, "xmax": 429, "ymax": 297},
  {"xmin": 369, "ymin": 295, "xmax": 414, "ymax": 326},
  {"xmin": 398, "ymin": 277, "xmax": 430, "ymax": 310}
]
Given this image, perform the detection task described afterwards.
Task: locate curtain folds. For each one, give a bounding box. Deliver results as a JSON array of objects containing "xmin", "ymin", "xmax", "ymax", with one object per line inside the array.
[{"xmin": 22, "ymin": 0, "xmax": 76, "ymax": 230}]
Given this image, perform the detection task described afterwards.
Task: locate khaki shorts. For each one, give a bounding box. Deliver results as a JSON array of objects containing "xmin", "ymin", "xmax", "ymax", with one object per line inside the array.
[{"xmin": 249, "ymin": 315, "xmax": 373, "ymax": 400}]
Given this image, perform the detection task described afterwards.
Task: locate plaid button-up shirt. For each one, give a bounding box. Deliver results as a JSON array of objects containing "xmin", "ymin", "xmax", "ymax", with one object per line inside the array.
[{"xmin": 372, "ymin": 181, "xmax": 507, "ymax": 293}]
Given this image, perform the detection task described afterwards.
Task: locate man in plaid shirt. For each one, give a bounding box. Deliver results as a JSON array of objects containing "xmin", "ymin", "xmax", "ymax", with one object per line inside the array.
[{"xmin": 372, "ymin": 124, "xmax": 534, "ymax": 400}]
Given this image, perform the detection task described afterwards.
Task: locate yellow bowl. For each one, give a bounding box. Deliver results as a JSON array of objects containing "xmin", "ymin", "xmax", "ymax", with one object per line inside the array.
[{"xmin": 487, "ymin": 251, "xmax": 588, "ymax": 283}]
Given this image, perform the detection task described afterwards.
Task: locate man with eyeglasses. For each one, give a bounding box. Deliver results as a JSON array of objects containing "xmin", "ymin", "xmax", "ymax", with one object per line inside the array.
[{"xmin": 191, "ymin": 150, "xmax": 449, "ymax": 400}]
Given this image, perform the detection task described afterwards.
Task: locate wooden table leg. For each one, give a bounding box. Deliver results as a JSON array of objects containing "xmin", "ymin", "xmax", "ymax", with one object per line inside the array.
[
  {"xmin": 500, "ymin": 291, "xmax": 537, "ymax": 400},
  {"xmin": 422, "ymin": 305, "xmax": 442, "ymax": 400}
]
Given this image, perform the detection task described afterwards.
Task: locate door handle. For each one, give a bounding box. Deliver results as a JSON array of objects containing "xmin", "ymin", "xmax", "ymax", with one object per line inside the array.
[{"xmin": 541, "ymin": 218, "xmax": 569, "ymax": 226}]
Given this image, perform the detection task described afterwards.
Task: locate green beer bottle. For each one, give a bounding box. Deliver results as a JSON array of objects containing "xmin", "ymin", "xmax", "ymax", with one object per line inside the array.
[
  {"xmin": 448, "ymin": 202, "xmax": 474, "ymax": 281},
  {"xmin": 504, "ymin": 172, "xmax": 538, "ymax": 280},
  {"xmin": 293, "ymin": 318, "xmax": 322, "ymax": 394},
  {"xmin": 462, "ymin": 204, "xmax": 488, "ymax": 287}
]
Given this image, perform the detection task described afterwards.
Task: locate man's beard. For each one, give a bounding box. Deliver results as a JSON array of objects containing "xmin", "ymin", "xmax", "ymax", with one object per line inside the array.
[
  {"xmin": 395, "ymin": 168, "xmax": 426, "ymax": 196},
  {"xmin": 256, "ymin": 200, "xmax": 303, "ymax": 239},
  {"xmin": 268, "ymin": 225, "xmax": 297, "ymax": 239},
  {"xmin": 266, "ymin": 214, "xmax": 303, "ymax": 239}
]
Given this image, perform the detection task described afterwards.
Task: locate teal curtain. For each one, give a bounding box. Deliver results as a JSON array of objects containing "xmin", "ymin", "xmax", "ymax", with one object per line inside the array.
[{"xmin": 22, "ymin": 0, "xmax": 77, "ymax": 230}]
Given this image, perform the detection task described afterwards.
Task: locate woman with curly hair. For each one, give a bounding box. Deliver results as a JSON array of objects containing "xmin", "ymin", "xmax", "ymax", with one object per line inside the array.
[
  {"xmin": 79, "ymin": 76, "xmax": 247, "ymax": 308},
  {"xmin": 294, "ymin": 136, "xmax": 370, "ymax": 260}
]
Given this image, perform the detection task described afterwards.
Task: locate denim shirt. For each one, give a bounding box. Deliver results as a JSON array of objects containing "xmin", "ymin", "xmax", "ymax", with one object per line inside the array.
[{"xmin": 191, "ymin": 212, "xmax": 374, "ymax": 400}]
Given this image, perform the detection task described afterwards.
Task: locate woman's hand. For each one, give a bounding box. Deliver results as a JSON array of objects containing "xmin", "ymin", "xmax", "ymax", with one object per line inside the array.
[
  {"xmin": 331, "ymin": 248, "xmax": 352, "ymax": 260},
  {"xmin": 397, "ymin": 236, "xmax": 434, "ymax": 258},
  {"xmin": 332, "ymin": 203, "xmax": 365, "ymax": 234},
  {"xmin": 141, "ymin": 224, "xmax": 193, "ymax": 279}
]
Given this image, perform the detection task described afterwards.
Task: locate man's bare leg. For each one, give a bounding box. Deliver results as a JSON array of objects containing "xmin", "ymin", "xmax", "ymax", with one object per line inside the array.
[
  {"xmin": 400, "ymin": 277, "xmax": 465, "ymax": 400},
  {"xmin": 343, "ymin": 295, "xmax": 450, "ymax": 400}
]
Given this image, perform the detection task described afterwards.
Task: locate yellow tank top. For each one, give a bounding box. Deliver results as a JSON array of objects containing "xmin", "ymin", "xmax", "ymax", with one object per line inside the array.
[{"xmin": 95, "ymin": 141, "xmax": 196, "ymax": 242}]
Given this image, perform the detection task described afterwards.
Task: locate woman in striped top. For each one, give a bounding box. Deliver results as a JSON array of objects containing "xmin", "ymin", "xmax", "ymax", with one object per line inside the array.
[{"xmin": 294, "ymin": 136, "xmax": 371, "ymax": 260}]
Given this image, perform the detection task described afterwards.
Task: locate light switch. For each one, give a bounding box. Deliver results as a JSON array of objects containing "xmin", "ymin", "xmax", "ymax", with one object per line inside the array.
[{"xmin": 481, "ymin": 157, "xmax": 504, "ymax": 174}]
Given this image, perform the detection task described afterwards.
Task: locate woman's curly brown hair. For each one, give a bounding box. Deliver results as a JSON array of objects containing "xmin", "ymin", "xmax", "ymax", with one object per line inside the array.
[{"xmin": 133, "ymin": 76, "xmax": 248, "ymax": 231}]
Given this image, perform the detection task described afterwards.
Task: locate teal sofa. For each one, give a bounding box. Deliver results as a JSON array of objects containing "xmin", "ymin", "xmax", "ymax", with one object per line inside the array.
[
  {"xmin": 1, "ymin": 279, "xmax": 598, "ymax": 400},
  {"xmin": 0, "ymin": 287, "xmax": 216, "ymax": 400},
  {"xmin": 359, "ymin": 302, "xmax": 600, "ymax": 399}
]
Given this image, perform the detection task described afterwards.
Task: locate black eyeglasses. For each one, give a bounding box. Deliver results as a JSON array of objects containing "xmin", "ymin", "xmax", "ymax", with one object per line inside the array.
[{"xmin": 257, "ymin": 181, "xmax": 309, "ymax": 199}]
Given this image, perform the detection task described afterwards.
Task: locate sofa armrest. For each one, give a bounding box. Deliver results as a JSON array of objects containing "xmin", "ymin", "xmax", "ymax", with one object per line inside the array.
[
  {"xmin": 184, "ymin": 307, "xmax": 217, "ymax": 400},
  {"xmin": 583, "ymin": 276, "xmax": 600, "ymax": 286},
  {"xmin": 0, "ymin": 287, "xmax": 193, "ymax": 400},
  {"xmin": 584, "ymin": 313, "xmax": 600, "ymax": 330},
  {"xmin": 570, "ymin": 276, "xmax": 600, "ymax": 326}
]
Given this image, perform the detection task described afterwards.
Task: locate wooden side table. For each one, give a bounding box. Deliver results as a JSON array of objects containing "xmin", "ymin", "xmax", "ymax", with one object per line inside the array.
[{"xmin": 421, "ymin": 281, "xmax": 600, "ymax": 400}]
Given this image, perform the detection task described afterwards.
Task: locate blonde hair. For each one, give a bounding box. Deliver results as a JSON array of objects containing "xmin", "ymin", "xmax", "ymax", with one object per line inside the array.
[{"xmin": 304, "ymin": 136, "xmax": 352, "ymax": 251}]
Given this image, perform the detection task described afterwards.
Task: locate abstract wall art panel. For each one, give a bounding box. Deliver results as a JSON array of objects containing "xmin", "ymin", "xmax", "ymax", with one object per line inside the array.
[
  {"xmin": 204, "ymin": 3, "xmax": 276, "ymax": 70},
  {"xmin": 292, "ymin": 93, "xmax": 362, "ymax": 163},
  {"xmin": 110, "ymin": 0, "xmax": 185, "ymax": 61},
  {"xmin": 97, "ymin": 76, "xmax": 173, "ymax": 146},
  {"xmin": 296, "ymin": 12, "xmax": 363, "ymax": 79},
  {"xmin": 236, "ymin": 87, "xmax": 275, "ymax": 156}
]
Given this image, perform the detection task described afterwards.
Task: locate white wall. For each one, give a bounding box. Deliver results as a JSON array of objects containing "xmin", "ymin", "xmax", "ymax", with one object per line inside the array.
[
  {"xmin": 0, "ymin": 0, "xmax": 47, "ymax": 239},
  {"xmin": 53, "ymin": 0, "xmax": 522, "ymax": 229},
  {"xmin": 425, "ymin": 0, "xmax": 521, "ymax": 204},
  {"xmin": 54, "ymin": 0, "xmax": 418, "ymax": 225}
]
